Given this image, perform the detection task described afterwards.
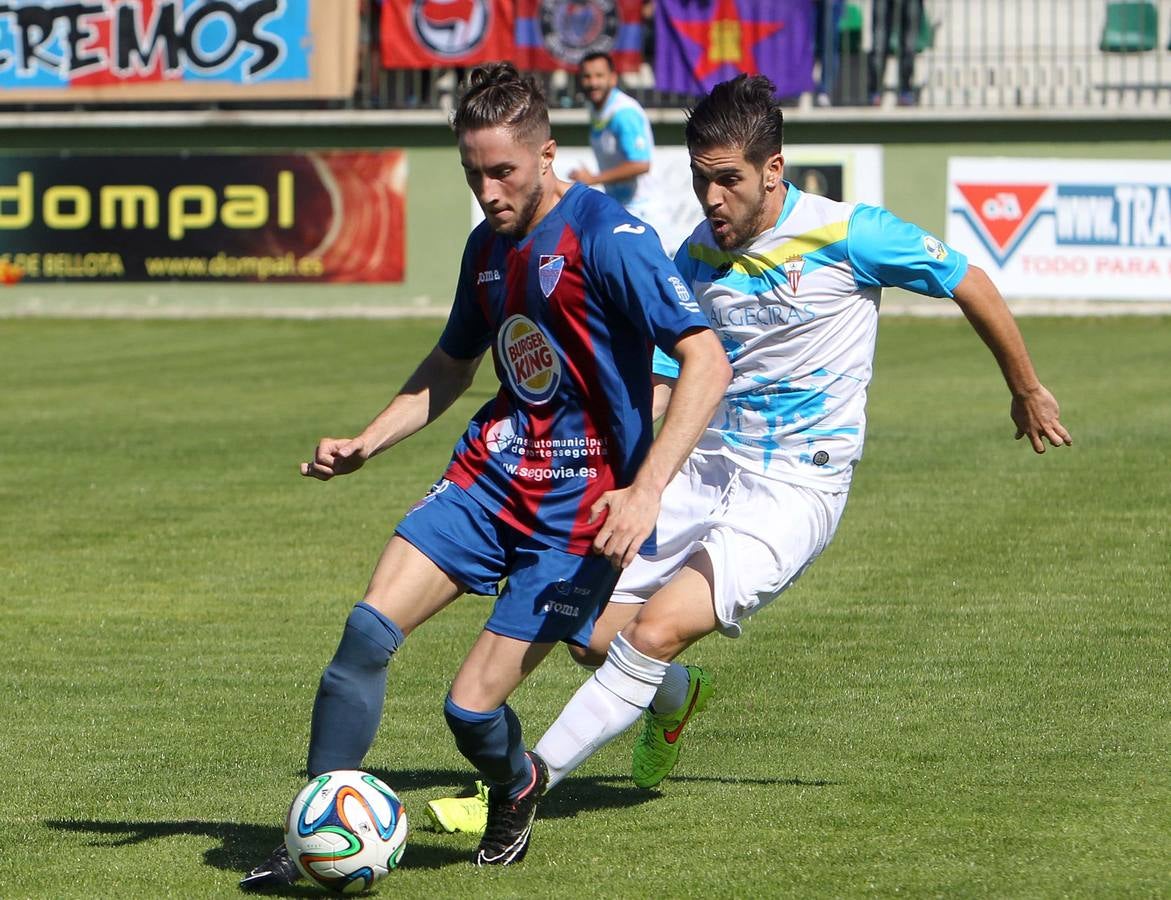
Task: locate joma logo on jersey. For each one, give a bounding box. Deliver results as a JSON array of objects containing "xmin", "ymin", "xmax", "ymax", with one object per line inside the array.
[
  {"xmin": 498, "ymin": 315, "xmax": 561, "ymax": 405},
  {"xmin": 477, "ymin": 269, "xmax": 501, "ymax": 284}
]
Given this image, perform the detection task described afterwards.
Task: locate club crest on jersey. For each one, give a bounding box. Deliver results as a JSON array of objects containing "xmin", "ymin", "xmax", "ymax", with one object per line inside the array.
[
  {"xmin": 498, "ymin": 314, "xmax": 561, "ymax": 405},
  {"xmin": 538, "ymin": 254, "xmax": 565, "ymax": 297},
  {"xmin": 782, "ymin": 254, "xmax": 806, "ymax": 293}
]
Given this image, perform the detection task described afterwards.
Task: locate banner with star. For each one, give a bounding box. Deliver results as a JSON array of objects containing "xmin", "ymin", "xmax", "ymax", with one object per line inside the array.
[{"xmin": 654, "ymin": 0, "xmax": 816, "ymax": 98}]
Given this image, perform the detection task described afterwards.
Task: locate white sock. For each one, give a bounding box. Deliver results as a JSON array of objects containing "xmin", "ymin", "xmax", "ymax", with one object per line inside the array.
[
  {"xmin": 650, "ymin": 662, "xmax": 691, "ymax": 715},
  {"xmin": 535, "ymin": 633, "xmax": 669, "ymax": 790}
]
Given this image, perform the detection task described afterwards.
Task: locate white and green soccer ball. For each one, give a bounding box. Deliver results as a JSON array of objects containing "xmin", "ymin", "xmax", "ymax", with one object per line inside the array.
[{"xmin": 284, "ymin": 769, "xmax": 407, "ymax": 893}]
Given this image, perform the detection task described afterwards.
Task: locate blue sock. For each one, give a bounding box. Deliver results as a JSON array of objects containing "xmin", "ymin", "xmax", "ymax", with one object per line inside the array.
[
  {"xmin": 443, "ymin": 695, "xmax": 533, "ymax": 799},
  {"xmin": 307, "ymin": 602, "xmax": 404, "ymax": 777}
]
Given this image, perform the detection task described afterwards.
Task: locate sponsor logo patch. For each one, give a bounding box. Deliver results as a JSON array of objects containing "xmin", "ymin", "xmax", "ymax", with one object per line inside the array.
[
  {"xmin": 923, "ymin": 235, "xmax": 948, "ymax": 261},
  {"xmin": 498, "ymin": 314, "xmax": 561, "ymax": 405},
  {"xmin": 541, "ymin": 599, "xmax": 581, "ymax": 617},
  {"xmin": 483, "ymin": 417, "xmax": 518, "ymax": 453}
]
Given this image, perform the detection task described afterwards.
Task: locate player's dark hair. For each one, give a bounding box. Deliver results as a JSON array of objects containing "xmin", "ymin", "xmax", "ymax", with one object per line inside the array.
[
  {"xmin": 453, "ymin": 63, "xmax": 550, "ymax": 146},
  {"xmin": 685, "ymin": 74, "xmax": 784, "ymax": 166},
  {"xmin": 580, "ymin": 51, "xmax": 615, "ymax": 71}
]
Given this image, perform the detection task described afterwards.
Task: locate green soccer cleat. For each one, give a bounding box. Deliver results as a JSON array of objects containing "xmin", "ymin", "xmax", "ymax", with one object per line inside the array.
[
  {"xmin": 425, "ymin": 780, "xmax": 489, "ymax": 835},
  {"xmin": 632, "ymin": 665, "xmax": 714, "ymax": 788}
]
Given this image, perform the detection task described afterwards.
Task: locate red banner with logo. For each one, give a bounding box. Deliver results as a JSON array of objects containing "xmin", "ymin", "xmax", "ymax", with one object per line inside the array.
[
  {"xmin": 381, "ymin": 0, "xmax": 514, "ymax": 68},
  {"xmin": 515, "ymin": 0, "xmax": 643, "ymax": 71}
]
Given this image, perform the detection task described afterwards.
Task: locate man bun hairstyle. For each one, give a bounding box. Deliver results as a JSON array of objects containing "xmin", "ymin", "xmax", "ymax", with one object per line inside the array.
[
  {"xmin": 453, "ymin": 62, "xmax": 551, "ymax": 146},
  {"xmin": 685, "ymin": 74, "xmax": 784, "ymax": 166}
]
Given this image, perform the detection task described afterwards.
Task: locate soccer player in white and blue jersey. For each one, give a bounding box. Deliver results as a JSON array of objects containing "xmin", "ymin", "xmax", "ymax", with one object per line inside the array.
[
  {"xmin": 569, "ymin": 51, "xmax": 654, "ymax": 220},
  {"xmin": 529, "ymin": 74, "xmax": 1073, "ymax": 800}
]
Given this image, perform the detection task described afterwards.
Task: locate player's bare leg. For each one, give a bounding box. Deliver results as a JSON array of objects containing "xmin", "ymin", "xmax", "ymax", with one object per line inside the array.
[{"xmin": 567, "ymin": 598, "xmax": 641, "ymax": 668}]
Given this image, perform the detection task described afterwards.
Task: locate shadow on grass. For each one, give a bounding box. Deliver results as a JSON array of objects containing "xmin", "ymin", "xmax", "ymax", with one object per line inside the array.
[
  {"xmin": 46, "ymin": 767, "xmax": 832, "ymax": 887},
  {"xmin": 47, "ymin": 814, "xmax": 469, "ymax": 890},
  {"xmin": 411, "ymin": 767, "xmax": 836, "ymax": 824}
]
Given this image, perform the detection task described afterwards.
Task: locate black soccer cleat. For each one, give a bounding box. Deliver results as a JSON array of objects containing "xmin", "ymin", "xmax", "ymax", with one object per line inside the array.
[
  {"xmin": 473, "ymin": 751, "xmax": 549, "ymax": 867},
  {"xmin": 239, "ymin": 843, "xmax": 302, "ymax": 891}
]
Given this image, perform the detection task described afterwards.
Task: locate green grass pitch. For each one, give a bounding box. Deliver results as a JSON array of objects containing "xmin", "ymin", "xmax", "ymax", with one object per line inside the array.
[{"xmin": 1, "ymin": 315, "xmax": 1167, "ymax": 898}]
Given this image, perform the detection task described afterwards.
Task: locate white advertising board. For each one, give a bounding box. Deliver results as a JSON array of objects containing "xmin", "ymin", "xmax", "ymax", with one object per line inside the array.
[{"xmin": 946, "ymin": 157, "xmax": 1171, "ymax": 301}]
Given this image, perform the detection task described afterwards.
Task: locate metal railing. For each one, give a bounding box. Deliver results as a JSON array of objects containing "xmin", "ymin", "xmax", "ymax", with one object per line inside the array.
[
  {"xmin": 358, "ymin": 1, "xmax": 1171, "ymax": 114},
  {"xmin": 3, "ymin": 1, "xmax": 1170, "ymax": 116}
]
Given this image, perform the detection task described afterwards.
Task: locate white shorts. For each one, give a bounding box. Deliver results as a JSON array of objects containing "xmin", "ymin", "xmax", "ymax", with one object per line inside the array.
[{"xmin": 612, "ymin": 453, "xmax": 848, "ymax": 637}]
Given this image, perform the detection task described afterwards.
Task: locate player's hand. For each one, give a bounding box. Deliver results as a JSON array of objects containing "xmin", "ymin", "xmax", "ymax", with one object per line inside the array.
[
  {"xmin": 301, "ymin": 437, "xmax": 368, "ymax": 480},
  {"xmin": 1011, "ymin": 385, "xmax": 1072, "ymax": 454},
  {"xmin": 568, "ymin": 167, "xmax": 595, "ymax": 185},
  {"xmin": 589, "ymin": 483, "xmax": 661, "ymax": 569}
]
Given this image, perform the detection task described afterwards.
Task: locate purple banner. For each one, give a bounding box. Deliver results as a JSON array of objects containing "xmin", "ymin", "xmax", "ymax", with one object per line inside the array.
[{"xmin": 655, "ymin": 0, "xmax": 816, "ymax": 98}]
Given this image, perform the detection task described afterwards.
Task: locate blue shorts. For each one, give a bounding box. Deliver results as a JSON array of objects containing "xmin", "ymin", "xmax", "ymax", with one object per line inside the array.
[{"xmin": 395, "ymin": 479, "xmax": 619, "ymax": 648}]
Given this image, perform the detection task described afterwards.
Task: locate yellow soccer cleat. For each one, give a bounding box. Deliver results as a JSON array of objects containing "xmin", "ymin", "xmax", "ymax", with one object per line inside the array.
[{"xmin": 425, "ymin": 780, "xmax": 489, "ymax": 835}]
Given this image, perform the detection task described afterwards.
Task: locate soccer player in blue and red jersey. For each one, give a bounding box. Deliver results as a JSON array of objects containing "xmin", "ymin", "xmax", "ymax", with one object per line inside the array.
[{"xmin": 240, "ymin": 64, "xmax": 729, "ymax": 887}]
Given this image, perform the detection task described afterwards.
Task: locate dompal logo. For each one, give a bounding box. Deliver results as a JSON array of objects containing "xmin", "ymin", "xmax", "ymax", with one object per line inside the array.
[{"xmin": 952, "ymin": 183, "xmax": 1051, "ymax": 266}]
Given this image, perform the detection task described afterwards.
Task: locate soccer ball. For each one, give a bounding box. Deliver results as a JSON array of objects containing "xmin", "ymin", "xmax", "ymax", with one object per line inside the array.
[{"xmin": 284, "ymin": 769, "xmax": 407, "ymax": 893}]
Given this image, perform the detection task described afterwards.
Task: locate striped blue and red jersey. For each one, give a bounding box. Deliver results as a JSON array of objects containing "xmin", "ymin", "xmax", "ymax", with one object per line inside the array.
[{"xmin": 438, "ymin": 183, "xmax": 708, "ymax": 555}]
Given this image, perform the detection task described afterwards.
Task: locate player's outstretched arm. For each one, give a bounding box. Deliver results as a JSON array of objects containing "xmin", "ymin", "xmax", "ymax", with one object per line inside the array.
[
  {"xmin": 301, "ymin": 345, "xmax": 483, "ymax": 481},
  {"xmin": 590, "ymin": 328, "xmax": 731, "ymax": 567},
  {"xmin": 950, "ymin": 265, "xmax": 1073, "ymax": 454}
]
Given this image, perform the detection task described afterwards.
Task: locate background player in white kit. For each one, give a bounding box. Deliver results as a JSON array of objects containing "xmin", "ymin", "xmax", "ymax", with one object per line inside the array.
[
  {"xmin": 569, "ymin": 51, "xmax": 655, "ymax": 221},
  {"xmin": 427, "ymin": 73, "xmax": 1073, "ymax": 833}
]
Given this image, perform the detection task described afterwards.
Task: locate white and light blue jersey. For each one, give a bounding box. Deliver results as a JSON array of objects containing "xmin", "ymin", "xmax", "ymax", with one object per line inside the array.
[
  {"xmin": 588, "ymin": 88, "xmax": 653, "ymax": 210},
  {"xmin": 655, "ymin": 185, "xmax": 968, "ymax": 490}
]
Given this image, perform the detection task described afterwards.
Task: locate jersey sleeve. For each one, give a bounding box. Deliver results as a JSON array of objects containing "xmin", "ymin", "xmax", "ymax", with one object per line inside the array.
[
  {"xmin": 609, "ymin": 108, "xmax": 652, "ymax": 162},
  {"xmin": 587, "ymin": 213, "xmax": 708, "ymax": 353},
  {"xmin": 438, "ymin": 234, "xmax": 492, "ymax": 360},
  {"xmin": 652, "ymin": 345, "xmax": 680, "ymax": 380},
  {"xmin": 671, "ymin": 236, "xmax": 697, "ymax": 282},
  {"xmin": 847, "ymin": 204, "xmax": 969, "ymax": 297},
  {"xmin": 650, "ymin": 234, "xmax": 706, "ymax": 381}
]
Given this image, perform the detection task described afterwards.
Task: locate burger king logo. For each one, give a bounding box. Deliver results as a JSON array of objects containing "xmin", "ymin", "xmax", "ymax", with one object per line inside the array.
[{"xmin": 497, "ymin": 315, "xmax": 560, "ymax": 405}]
